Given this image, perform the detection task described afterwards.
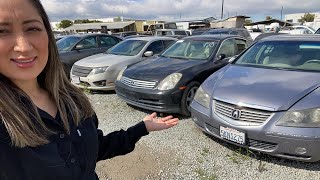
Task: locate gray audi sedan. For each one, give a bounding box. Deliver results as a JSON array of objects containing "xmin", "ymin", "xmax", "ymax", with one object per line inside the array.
[{"xmin": 191, "ymin": 35, "xmax": 320, "ymax": 162}]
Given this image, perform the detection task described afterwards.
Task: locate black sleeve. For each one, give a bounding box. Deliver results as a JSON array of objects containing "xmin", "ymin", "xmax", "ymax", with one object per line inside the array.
[{"xmin": 93, "ymin": 114, "xmax": 149, "ymax": 161}]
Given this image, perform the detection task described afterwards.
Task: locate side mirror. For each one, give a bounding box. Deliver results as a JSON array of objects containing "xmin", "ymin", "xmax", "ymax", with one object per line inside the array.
[
  {"xmin": 217, "ymin": 54, "xmax": 226, "ymax": 60},
  {"xmin": 75, "ymin": 44, "xmax": 84, "ymax": 50},
  {"xmin": 144, "ymin": 51, "xmax": 154, "ymax": 57}
]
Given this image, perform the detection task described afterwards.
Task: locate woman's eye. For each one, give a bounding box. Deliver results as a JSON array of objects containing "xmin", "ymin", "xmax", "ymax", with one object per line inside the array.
[
  {"xmin": 0, "ymin": 29, "xmax": 10, "ymax": 33},
  {"xmin": 27, "ymin": 27, "xmax": 42, "ymax": 32}
]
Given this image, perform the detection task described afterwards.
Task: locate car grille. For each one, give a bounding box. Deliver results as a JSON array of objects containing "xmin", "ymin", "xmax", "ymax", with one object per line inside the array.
[
  {"xmin": 120, "ymin": 76, "xmax": 156, "ymax": 89},
  {"xmin": 247, "ymin": 139, "xmax": 277, "ymax": 151},
  {"xmin": 213, "ymin": 100, "xmax": 272, "ymax": 124},
  {"xmin": 72, "ymin": 65, "xmax": 93, "ymax": 77}
]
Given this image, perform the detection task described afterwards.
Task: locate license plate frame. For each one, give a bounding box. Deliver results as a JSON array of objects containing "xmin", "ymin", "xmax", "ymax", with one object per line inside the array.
[
  {"xmin": 71, "ymin": 75, "xmax": 80, "ymax": 84},
  {"xmin": 220, "ymin": 126, "xmax": 246, "ymax": 145}
]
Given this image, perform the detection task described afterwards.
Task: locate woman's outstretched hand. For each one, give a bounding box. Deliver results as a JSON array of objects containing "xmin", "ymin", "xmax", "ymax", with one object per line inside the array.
[{"xmin": 143, "ymin": 112, "xmax": 179, "ymax": 132}]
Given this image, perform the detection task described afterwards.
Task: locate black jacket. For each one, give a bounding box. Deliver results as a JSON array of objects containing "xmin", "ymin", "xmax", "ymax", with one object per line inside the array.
[{"xmin": 0, "ymin": 107, "xmax": 149, "ymax": 180}]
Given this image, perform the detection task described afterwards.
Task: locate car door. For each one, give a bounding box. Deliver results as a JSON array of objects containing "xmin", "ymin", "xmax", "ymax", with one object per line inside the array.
[
  {"xmin": 69, "ymin": 35, "xmax": 100, "ymax": 63},
  {"xmin": 61, "ymin": 35, "xmax": 99, "ymax": 74}
]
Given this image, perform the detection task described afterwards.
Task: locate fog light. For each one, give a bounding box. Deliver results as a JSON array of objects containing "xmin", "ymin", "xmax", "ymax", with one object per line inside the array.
[
  {"xmin": 295, "ymin": 147, "xmax": 307, "ymax": 155},
  {"xmin": 192, "ymin": 116, "xmax": 198, "ymax": 122}
]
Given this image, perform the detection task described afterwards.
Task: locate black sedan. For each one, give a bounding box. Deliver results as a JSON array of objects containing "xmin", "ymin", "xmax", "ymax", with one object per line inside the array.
[
  {"xmin": 115, "ymin": 35, "xmax": 249, "ymax": 116},
  {"xmin": 57, "ymin": 33, "xmax": 122, "ymax": 75}
]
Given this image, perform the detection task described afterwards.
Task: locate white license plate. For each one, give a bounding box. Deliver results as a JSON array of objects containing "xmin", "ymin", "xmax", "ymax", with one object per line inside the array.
[
  {"xmin": 220, "ymin": 126, "xmax": 245, "ymax": 145},
  {"xmin": 71, "ymin": 75, "xmax": 80, "ymax": 84}
]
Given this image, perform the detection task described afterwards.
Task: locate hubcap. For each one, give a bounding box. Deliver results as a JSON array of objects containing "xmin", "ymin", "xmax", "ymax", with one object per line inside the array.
[{"xmin": 186, "ymin": 86, "xmax": 198, "ymax": 112}]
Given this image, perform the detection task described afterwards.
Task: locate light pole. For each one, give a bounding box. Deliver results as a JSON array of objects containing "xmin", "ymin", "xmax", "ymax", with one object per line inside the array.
[{"xmin": 221, "ymin": 0, "xmax": 224, "ymax": 19}]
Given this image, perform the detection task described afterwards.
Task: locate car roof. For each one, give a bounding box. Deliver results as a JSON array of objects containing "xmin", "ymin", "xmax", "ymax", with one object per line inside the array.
[
  {"xmin": 182, "ymin": 34, "xmax": 241, "ymax": 41},
  {"xmin": 260, "ymin": 34, "xmax": 320, "ymax": 42},
  {"xmin": 122, "ymin": 36, "xmax": 178, "ymax": 41},
  {"xmin": 207, "ymin": 28, "xmax": 247, "ymax": 32},
  {"xmin": 62, "ymin": 33, "xmax": 111, "ymax": 38}
]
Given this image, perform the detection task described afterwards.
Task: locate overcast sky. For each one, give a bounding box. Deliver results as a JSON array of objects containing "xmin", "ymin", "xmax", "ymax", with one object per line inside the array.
[{"xmin": 40, "ymin": 0, "xmax": 320, "ymax": 22}]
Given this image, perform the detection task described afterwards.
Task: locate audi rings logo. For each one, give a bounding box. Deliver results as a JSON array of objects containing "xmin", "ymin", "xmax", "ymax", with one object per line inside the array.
[
  {"xmin": 231, "ymin": 109, "xmax": 241, "ymax": 120},
  {"xmin": 127, "ymin": 80, "xmax": 135, "ymax": 86}
]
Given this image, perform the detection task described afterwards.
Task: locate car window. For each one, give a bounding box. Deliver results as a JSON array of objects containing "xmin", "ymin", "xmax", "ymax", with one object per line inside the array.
[
  {"xmin": 163, "ymin": 40, "xmax": 176, "ymax": 48},
  {"xmin": 217, "ymin": 38, "xmax": 236, "ymax": 58},
  {"xmin": 107, "ymin": 40, "xmax": 147, "ymax": 56},
  {"xmin": 235, "ymin": 39, "xmax": 247, "ymax": 54},
  {"xmin": 77, "ymin": 36, "xmax": 97, "ymax": 49},
  {"xmin": 146, "ymin": 40, "xmax": 164, "ymax": 54},
  {"xmin": 235, "ymin": 41, "xmax": 320, "ymax": 71},
  {"xmin": 99, "ymin": 36, "xmax": 118, "ymax": 47},
  {"xmin": 174, "ymin": 31, "xmax": 187, "ymax": 35},
  {"xmin": 161, "ymin": 39, "xmax": 218, "ymax": 60},
  {"xmin": 56, "ymin": 36, "xmax": 81, "ymax": 51}
]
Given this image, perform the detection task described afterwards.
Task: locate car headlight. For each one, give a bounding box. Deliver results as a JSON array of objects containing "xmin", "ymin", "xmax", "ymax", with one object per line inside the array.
[
  {"xmin": 157, "ymin": 73, "xmax": 182, "ymax": 90},
  {"xmin": 276, "ymin": 108, "xmax": 320, "ymax": 127},
  {"xmin": 88, "ymin": 66, "xmax": 108, "ymax": 76},
  {"xmin": 193, "ymin": 86, "xmax": 210, "ymax": 109},
  {"xmin": 116, "ymin": 66, "xmax": 127, "ymax": 81}
]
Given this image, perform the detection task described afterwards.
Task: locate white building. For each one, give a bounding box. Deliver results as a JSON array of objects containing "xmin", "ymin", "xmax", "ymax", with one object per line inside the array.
[{"xmin": 285, "ymin": 12, "xmax": 320, "ymax": 30}]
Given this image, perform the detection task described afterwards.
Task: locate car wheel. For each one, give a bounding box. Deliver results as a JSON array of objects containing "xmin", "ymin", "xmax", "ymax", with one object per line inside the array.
[{"xmin": 181, "ymin": 81, "xmax": 200, "ymax": 116}]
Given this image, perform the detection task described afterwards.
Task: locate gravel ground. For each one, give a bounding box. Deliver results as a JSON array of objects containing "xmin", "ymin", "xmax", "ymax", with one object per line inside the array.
[{"xmin": 88, "ymin": 92, "xmax": 320, "ymax": 180}]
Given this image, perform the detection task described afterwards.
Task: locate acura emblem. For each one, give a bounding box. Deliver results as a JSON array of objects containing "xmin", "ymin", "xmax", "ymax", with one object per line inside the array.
[{"xmin": 231, "ymin": 109, "xmax": 241, "ymax": 120}]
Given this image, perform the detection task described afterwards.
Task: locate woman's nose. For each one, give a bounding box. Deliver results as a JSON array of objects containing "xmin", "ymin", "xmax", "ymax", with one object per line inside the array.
[{"xmin": 13, "ymin": 34, "xmax": 33, "ymax": 52}]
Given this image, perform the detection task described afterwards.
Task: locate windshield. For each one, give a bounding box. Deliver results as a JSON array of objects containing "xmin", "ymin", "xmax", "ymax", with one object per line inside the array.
[
  {"xmin": 106, "ymin": 40, "xmax": 147, "ymax": 56},
  {"xmin": 56, "ymin": 36, "xmax": 81, "ymax": 51},
  {"xmin": 161, "ymin": 39, "xmax": 218, "ymax": 60},
  {"xmin": 235, "ymin": 40, "xmax": 320, "ymax": 72}
]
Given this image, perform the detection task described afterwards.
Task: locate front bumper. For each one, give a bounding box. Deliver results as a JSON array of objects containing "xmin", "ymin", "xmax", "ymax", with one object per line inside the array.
[
  {"xmin": 71, "ymin": 73, "xmax": 115, "ymax": 91},
  {"xmin": 191, "ymin": 101, "xmax": 320, "ymax": 162},
  {"xmin": 115, "ymin": 81, "xmax": 183, "ymax": 113}
]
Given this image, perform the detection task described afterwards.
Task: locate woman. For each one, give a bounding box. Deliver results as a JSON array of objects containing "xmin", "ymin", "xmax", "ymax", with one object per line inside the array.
[{"xmin": 0, "ymin": 0, "xmax": 178, "ymax": 179}]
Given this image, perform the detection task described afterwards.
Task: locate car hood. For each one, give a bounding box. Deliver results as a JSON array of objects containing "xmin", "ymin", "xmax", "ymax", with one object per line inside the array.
[
  {"xmin": 74, "ymin": 53, "xmax": 137, "ymax": 67},
  {"xmin": 213, "ymin": 65, "xmax": 320, "ymax": 111},
  {"xmin": 124, "ymin": 56, "xmax": 203, "ymax": 81}
]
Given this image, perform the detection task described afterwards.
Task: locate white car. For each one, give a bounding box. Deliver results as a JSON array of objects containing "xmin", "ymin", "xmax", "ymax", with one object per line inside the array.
[{"xmin": 70, "ymin": 36, "xmax": 177, "ymax": 91}]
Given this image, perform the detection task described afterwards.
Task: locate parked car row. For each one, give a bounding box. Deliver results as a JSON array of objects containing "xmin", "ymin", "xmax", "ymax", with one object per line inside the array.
[{"xmin": 61, "ymin": 31, "xmax": 320, "ymax": 163}]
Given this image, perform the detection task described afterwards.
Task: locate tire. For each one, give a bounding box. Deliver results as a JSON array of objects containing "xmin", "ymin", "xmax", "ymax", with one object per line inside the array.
[{"xmin": 180, "ymin": 81, "xmax": 200, "ymax": 116}]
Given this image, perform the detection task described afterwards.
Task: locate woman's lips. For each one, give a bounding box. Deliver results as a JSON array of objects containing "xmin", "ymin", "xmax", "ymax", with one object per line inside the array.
[{"xmin": 11, "ymin": 57, "xmax": 37, "ymax": 68}]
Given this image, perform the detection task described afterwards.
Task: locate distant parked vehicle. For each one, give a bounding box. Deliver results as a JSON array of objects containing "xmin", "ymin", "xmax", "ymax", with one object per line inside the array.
[
  {"xmin": 57, "ymin": 33, "xmax": 122, "ymax": 76},
  {"xmin": 280, "ymin": 25, "xmax": 316, "ymax": 34},
  {"xmin": 191, "ymin": 34, "xmax": 320, "ymax": 162},
  {"xmin": 155, "ymin": 29, "xmax": 189, "ymax": 39},
  {"xmin": 115, "ymin": 35, "xmax": 248, "ymax": 116},
  {"xmin": 112, "ymin": 31, "xmax": 138, "ymax": 38},
  {"xmin": 203, "ymin": 28, "xmax": 253, "ymax": 45},
  {"xmin": 70, "ymin": 36, "xmax": 177, "ymax": 91}
]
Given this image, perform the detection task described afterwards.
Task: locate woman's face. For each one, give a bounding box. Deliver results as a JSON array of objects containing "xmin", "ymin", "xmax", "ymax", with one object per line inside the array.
[{"xmin": 0, "ymin": 0, "xmax": 48, "ymax": 83}]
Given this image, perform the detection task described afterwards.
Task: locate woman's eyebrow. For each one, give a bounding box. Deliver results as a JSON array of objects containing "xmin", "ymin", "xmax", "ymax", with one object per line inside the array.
[{"xmin": 23, "ymin": 19, "xmax": 42, "ymax": 25}]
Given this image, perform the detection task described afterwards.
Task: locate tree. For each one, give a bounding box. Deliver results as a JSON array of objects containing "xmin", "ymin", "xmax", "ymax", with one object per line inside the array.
[
  {"xmin": 244, "ymin": 19, "xmax": 253, "ymax": 26},
  {"xmin": 113, "ymin": 16, "xmax": 122, "ymax": 22},
  {"xmin": 298, "ymin": 13, "xmax": 315, "ymax": 24},
  {"xmin": 74, "ymin": 19, "xmax": 103, "ymax": 24},
  {"xmin": 266, "ymin": 16, "xmax": 272, "ymax": 20},
  {"xmin": 57, "ymin": 19, "xmax": 73, "ymax": 29}
]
